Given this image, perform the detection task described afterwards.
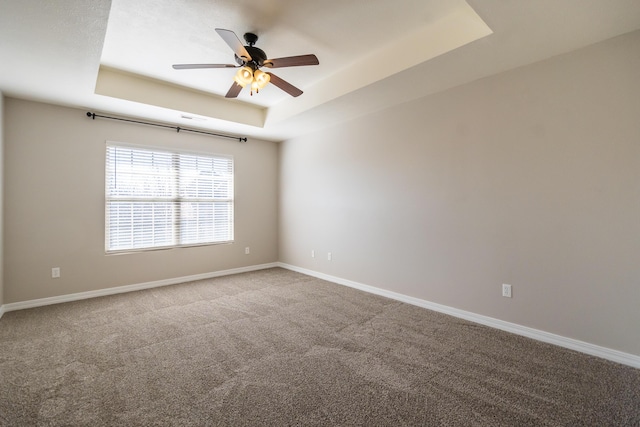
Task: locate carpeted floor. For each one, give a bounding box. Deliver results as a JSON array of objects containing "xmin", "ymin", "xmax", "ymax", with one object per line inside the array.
[{"xmin": 0, "ymin": 267, "xmax": 638, "ymax": 426}]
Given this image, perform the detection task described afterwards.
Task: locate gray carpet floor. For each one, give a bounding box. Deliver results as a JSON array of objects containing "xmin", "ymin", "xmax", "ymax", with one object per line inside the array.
[{"xmin": 0, "ymin": 267, "xmax": 639, "ymax": 426}]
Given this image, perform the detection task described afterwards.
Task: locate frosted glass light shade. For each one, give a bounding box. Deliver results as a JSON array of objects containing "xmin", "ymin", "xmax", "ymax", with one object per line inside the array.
[
  {"xmin": 253, "ymin": 69, "xmax": 270, "ymax": 89},
  {"xmin": 233, "ymin": 66, "xmax": 253, "ymax": 87}
]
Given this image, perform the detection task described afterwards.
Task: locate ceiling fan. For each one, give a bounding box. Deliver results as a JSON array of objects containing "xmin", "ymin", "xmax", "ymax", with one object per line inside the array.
[{"xmin": 172, "ymin": 28, "xmax": 319, "ymax": 98}]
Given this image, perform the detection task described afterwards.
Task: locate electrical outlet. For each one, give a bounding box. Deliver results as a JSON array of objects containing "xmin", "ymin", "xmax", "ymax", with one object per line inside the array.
[
  {"xmin": 327, "ymin": 252, "xmax": 332, "ymax": 261},
  {"xmin": 311, "ymin": 250, "xmax": 315, "ymax": 258},
  {"xmin": 52, "ymin": 267, "xmax": 61, "ymax": 279},
  {"xmin": 502, "ymin": 284, "xmax": 512, "ymax": 298},
  {"xmin": 245, "ymin": 247, "xmax": 250, "ymax": 255}
]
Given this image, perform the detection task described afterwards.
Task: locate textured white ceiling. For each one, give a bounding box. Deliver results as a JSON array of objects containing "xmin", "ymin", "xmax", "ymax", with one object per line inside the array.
[
  {"xmin": 96, "ymin": 0, "xmax": 492, "ymax": 134},
  {"xmin": 2, "ymin": 0, "xmax": 640, "ymax": 141},
  {"xmin": 100, "ymin": 0, "xmax": 472, "ymax": 106}
]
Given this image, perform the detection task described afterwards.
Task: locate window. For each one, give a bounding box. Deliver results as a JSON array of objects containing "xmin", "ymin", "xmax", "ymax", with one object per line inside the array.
[{"xmin": 105, "ymin": 143, "xmax": 233, "ymax": 252}]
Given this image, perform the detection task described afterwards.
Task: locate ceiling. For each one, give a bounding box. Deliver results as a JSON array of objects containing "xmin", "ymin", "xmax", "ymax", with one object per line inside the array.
[{"xmin": 2, "ymin": 0, "xmax": 640, "ymax": 142}]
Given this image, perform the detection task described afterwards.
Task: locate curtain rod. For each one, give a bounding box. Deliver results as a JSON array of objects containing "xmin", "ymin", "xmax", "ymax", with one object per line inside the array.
[{"xmin": 86, "ymin": 112, "xmax": 247, "ymax": 142}]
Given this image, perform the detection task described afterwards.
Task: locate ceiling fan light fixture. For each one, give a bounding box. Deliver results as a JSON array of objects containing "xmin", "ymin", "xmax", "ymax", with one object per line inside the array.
[
  {"xmin": 174, "ymin": 29, "xmax": 319, "ymax": 99},
  {"xmin": 234, "ymin": 66, "xmax": 254, "ymax": 87}
]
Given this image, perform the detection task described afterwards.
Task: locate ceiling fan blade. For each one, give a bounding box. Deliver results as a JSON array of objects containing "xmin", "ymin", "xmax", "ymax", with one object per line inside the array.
[
  {"xmin": 172, "ymin": 64, "xmax": 237, "ymax": 69},
  {"xmin": 267, "ymin": 72, "xmax": 303, "ymax": 97},
  {"xmin": 225, "ymin": 81, "xmax": 244, "ymax": 98},
  {"xmin": 263, "ymin": 54, "xmax": 319, "ymax": 68},
  {"xmin": 215, "ymin": 28, "xmax": 252, "ymax": 62}
]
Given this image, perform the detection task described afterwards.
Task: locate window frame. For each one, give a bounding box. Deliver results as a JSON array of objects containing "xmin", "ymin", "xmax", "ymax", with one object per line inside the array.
[{"xmin": 104, "ymin": 141, "xmax": 234, "ymax": 254}]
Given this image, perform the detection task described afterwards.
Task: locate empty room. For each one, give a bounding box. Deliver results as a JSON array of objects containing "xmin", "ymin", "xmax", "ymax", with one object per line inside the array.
[{"xmin": 1, "ymin": 0, "xmax": 639, "ymax": 425}]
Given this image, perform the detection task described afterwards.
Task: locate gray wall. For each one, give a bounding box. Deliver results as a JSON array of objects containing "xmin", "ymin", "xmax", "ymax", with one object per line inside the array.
[
  {"xmin": 4, "ymin": 99, "xmax": 279, "ymax": 303},
  {"xmin": 279, "ymin": 31, "xmax": 640, "ymax": 356},
  {"xmin": 0, "ymin": 92, "xmax": 4, "ymax": 308}
]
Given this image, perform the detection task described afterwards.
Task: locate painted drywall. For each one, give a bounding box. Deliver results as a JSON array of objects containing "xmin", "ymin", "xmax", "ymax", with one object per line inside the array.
[
  {"xmin": 279, "ymin": 30, "xmax": 640, "ymax": 356},
  {"xmin": 0, "ymin": 92, "xmax": 4, "ymax": 309},
  {"xmin": 4, "ymin": 99, "xmax": 278, "ymax": 303}
]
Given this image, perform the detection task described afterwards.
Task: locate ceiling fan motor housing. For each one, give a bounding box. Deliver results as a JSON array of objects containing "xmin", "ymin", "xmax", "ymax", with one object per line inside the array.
[
  {"xmin": 235, "ymin": 45, "xmax": 268, "ymax": 69},
  {"xmin": 230, "ymin": 32, "xmax": 266, "ymax": 70}
]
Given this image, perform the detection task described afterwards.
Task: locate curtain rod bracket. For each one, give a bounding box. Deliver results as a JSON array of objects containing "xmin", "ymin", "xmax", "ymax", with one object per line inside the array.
[{"xmin": 86, "ymin": 111, "xmax": 247, "ymax": 142}]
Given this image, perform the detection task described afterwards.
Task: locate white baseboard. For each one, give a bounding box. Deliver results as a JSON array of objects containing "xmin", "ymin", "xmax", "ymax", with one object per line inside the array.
[
  {"xmin": 0, "ymin": 304, "xmax": 5, "ymax": 320},
  {"xmin": 278, "ymin": 263, "xmax": 640, "ymax": 369},
  {"xmin": 2, "ymin": 263, "xmax": 279, "ymax": 314}
]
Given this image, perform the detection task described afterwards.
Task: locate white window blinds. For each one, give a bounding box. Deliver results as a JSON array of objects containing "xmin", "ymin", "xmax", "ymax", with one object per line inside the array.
[{"xmin": 105, "ymin": 144, "xmax": 233, "ymax": 252}]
